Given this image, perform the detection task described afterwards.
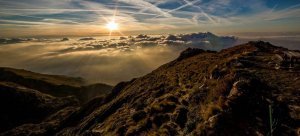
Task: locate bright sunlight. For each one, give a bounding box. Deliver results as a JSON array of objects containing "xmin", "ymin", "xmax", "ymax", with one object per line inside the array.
[{"xmin": 106, "ymin": 21, "xmax": 118, "ymax": 31}]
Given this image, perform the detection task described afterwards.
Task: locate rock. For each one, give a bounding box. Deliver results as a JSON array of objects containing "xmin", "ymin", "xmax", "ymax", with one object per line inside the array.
[{"xmin": 207, "ymin": 114, "xmax": 221, "ymax": 128}]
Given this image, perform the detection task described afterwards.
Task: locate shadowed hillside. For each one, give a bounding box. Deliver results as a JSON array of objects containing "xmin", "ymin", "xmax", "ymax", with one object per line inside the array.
[
  {"xmin": 0, "ymin": 67, "xmax": 113, "ymax": 103},
  {"xmin": 0, "ymin": 67, "xmax": 113, "ymax": 134},
  {"xmin": 0, "ymin": 81, "xmax": 78, "ymax": 133},
  {"xmin": 1, "ymin": 41, "xmax": 299, "ymax": 136}
]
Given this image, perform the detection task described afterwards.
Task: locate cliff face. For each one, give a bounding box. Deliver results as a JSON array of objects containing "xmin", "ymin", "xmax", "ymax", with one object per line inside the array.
[{"xmin": 1, "ymin": 41, "xmax": 299, "ymax": 136}]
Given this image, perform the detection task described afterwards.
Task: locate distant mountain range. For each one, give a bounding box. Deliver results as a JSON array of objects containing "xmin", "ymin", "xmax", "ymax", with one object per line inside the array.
[{"xmin": 0, "ymin": 41, "xmax": 299, "ymax": 136}]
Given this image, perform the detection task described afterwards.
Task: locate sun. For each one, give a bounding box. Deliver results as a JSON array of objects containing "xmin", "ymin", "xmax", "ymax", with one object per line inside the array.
[{"xmin": 106, "ymin": 21, "xmax": 118, "ymax": 31}]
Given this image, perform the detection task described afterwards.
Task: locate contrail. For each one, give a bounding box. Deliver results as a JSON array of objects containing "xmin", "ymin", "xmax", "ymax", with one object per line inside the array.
[
  {"xmin": 0, "ymin": 11, "xmax": 46, "ymax": 20},
  {"xmin": 152, "ymin": 0, "xmax": 202, "ymax": 19},
  {"xmin": 129, "ymin": 1, "xmax": 168, "ymax": 17},
  {"xmin": 0, "ymin": 11, "xmax": 82, "ymax": 25},
  {"xmin": 182, "ymin": 0, "xmax": 216, "ymax": 24},
  {"xmin": 0, "ymin": 8, "xmax": 158, "ymax": 16},
  {"xmin": 117, "ymin": 0, "xmax": 171, "ymax": 17}
]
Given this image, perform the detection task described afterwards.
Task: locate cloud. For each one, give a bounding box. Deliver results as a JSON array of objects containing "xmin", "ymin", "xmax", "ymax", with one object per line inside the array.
[
  {"xmin": 0, "ymin": 32, "xmax": 238, "ymax": 84},
  {"xmin": 1, "ymin": 32, "xmax": 300, "ymax": 85},
  {"xmin": 264, "ymin": 4, "xmax": 300, "ymax": 21},
  {"xmin": 47, "ymin": 32, "xmax": 237, "ymax": 55},
  {"xmin": 0, "ymin": 38, "xmax": 34, "ymax": 44},
  {"xmin": 118, "ymin": 0, "xmax": 172, "ymax": 17},
  {"xmin": 79, "ymin": 37, "xmax": 96, "ymax": 41},
  {"xmin": 0, "ymin": 39, "xmax": 177, "ymax": 85},
  {"xmin": 1, "ymin": 0, "xmax": 300, "ymax": 36}
]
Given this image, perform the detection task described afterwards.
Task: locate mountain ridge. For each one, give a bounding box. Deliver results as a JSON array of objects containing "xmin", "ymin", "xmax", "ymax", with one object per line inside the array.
[
  {"xmin": 55, "ymin": 41, "xmax": 299, "ymax": 135},
  {"xmin": 0, "ymin": 67, "xmax": 113, "ymax": 103},
  {"xmin": 0, "ymin": 41, "xmax": 299, "ymax": 136}
]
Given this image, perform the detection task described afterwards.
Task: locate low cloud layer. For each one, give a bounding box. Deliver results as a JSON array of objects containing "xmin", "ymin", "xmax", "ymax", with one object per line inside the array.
[{"xmin": 0, "ymin": 32, "xmax": 299, "ymax": 85}]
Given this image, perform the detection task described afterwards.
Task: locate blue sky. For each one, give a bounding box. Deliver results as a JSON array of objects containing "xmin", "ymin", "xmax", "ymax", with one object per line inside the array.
[{"xmin": 0, "ymin": 0, "xmax": 300, "ymax": 37}]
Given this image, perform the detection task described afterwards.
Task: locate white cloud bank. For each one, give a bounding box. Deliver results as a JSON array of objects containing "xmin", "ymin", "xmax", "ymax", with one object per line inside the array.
[{"xmin": 1, "ymin": 32, "xmax": 299, "ymax": 85}]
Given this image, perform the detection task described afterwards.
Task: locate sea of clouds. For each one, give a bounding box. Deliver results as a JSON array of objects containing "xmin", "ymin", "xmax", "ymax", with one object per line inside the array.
[{"xmin": 0, "ymin": 32, "xmax": 298, "ymax": 85}]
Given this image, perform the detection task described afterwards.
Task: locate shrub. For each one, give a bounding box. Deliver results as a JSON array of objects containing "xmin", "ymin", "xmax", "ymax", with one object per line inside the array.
[
  {"xmin": 150, "ymin": 101, "xmax": 177, "ymax": 114},
  {"xmin": 153, "ymin": 114, "xmax": 170, "ymax": 127},
  {"xmin": 201, "ymin": 103, "xmax": 222, "ymax": 120},
  {"xmin": 132, "ymin": 110, "xmax": 147, "ymax": 122},
  {"xmin": 175, "ymin": 107, "xmax": 188, "ymax": 128}
]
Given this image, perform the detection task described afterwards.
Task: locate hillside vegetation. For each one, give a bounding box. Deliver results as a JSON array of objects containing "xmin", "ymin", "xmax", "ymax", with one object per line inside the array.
[{"xmin": 1, "ymin": 41, "xmax": 299, "ymax": 136}]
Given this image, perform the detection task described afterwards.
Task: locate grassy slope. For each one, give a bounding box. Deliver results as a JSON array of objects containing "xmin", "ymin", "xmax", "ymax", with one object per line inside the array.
[
  {"xmin": 56, "ymin": 41, "xmax": 299, "ymax": 136},
  {"xmin": 1, "ymin": 41, "xmax": 299, "ymax": 136}
]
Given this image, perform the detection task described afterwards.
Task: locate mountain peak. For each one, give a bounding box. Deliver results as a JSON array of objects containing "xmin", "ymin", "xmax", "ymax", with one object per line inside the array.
[{"xmin": 177, "ymin": 48, "xmax": 206, "ymax": 61}]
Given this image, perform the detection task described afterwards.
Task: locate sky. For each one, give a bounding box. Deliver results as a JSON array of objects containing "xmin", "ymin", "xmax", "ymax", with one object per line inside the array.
[{"xmin": 0, "ymin": 0, "xmax": 300, "ymax": 37}]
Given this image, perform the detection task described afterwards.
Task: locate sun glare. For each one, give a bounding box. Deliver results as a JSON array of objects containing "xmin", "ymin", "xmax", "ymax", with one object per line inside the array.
[{"xmin": 106, "ymin": 21, "xmax": 118, "ymax": 31}]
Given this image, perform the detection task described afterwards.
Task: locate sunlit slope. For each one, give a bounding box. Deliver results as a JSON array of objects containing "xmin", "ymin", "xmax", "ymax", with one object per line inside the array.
[
  {"xmin": 56, "ymin": 41, "xmax": 300, "ymax": 135},
  {"xmin": 1, "ymin": 41, "xmax": 299, "ymax": 136}
]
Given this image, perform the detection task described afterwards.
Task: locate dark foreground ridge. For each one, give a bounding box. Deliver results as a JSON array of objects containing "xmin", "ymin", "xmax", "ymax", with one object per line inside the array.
[
  {"xmin": 0, "ymin": 68, "xmax": 112, "ymax": 133},
  {"xmin": 0, "ymin": 41, "xmax": 299, "ymax": 135}
]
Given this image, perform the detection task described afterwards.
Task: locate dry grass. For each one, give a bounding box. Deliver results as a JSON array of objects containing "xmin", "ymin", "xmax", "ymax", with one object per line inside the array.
[{"xmin": 200, "ymin": 102, "xmax": 222, "ymax": 121}]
